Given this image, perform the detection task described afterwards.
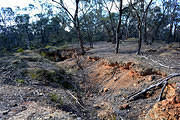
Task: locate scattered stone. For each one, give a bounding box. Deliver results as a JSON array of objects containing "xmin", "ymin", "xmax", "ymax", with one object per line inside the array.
[
  {"xmin": 1, "ymin": 110, "xmax": 10, "ymax": 115},
  {"xmin": 145, "ymin": 83, "xmax": 180, "ymax": 120},
  {"xmin": 133, "ymin": 83, "xmax": 137, "ymax": 87},
  {"xmin": 148, "ymin": 75, "xmax": 156, "ymax": 81},
  {"xmin": 93, "ymin": 104, "xmax": 101, "ymax": 110},
  {"xmin": 103, "ymin": 88, "xmax": 109, "ymax": 92},
  {"xmin": 119, "ymin": 103, "xmax": 130, "ymax": 110}
]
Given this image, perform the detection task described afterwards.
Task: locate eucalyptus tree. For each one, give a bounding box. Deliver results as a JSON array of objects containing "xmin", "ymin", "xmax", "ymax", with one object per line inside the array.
[
  {"xmin": 165, "ymin": 0, "xmax": 179, "ymax": 43},
  {"xmin": 115, "ymin": 0, "xmax": 123, "ymax": 53},
  {"xmin": 52, "ymin": 0, "xmax": 91, "ymax": 54},
  {"xmin": 15, "ymin": 14, "xmax": 31, "ymax": 49},
  {"xmin": 128, "ymin": 0, "xmax": 153, "ymax": 55},
  {"xmin": 0, "ymin": 7, "xmax": 15, "ymax": 49},
  {"xmin": 101, "ymin": 0, "xmax": 117, "ymax": 43},
  {"xmin": 0, "ymin": 7, "xmax": 15, "ymax": 27}
]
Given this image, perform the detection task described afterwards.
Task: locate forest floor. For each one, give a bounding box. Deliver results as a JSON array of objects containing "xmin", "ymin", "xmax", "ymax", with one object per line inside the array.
[{"xmin": 0, "ymin": 40, "xmax": 180, "ymax": 120}]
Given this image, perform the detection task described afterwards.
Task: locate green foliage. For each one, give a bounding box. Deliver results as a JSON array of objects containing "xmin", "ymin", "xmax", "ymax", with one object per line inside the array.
[
  {"xmin": 58, "ymin": 42, "xmax": 69, "ymax": 50},
  {"xmin": 126, "ymin": 38, "xmax": 138, "ymax": 41},
  {"xmin": 17, "ymin": 48, "xmax": 24, "ymax": 53},
  {"xmin": 40, "ymin": 51, "xmax": 46, "ymax": 57},
  {"xmin": 49, "ymin": 93, "xmax": 63, "ymax": 105},
  {"xmin": 49, "ymin": 93, "xmax": 58, "ymax": 102},
  {"xmin": 16, "ymin": 79, "xmax": 25, "ymax": 84},
  {"xmin": 45, "ymin": 45, "xmax": 52, "ymax": 49}
]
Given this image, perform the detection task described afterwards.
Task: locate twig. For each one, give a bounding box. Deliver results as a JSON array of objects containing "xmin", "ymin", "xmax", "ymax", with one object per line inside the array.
[
  {"xmin": 157, "ymin": 80, "xmax": 168, "ymax": 101},
  {"xmin": 140, "ymin": 55, "xmax": 178, "ymax": 69},
  {"xmin": 66, "ymin": 90, "xmax": 85, "ymax": 109},
  {"xmin": 128, "ymin": 73, "xmax": 180, "ymax": 101}
]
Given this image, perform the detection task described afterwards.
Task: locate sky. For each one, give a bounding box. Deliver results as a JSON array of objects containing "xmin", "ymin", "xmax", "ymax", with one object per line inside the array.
[
  {"xmin": 0, "ymin": 0, "xmax": 122, "ymax": 14},
  {"xmin": 0, "ymin": 0, "xmax": 34, "ymax": 8}
]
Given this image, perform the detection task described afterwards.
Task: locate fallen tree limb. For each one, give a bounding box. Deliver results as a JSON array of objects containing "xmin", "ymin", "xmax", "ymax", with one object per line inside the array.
[
  {"xmin": 140, "ymin": 55, "xmax": 178, "ymax": 69},
  {"xmin": 128, "ymin": 73, "xmax": 180, "ymax": 101}
]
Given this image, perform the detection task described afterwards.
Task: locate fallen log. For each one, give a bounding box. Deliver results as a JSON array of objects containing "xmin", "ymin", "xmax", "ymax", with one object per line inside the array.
[{"xmin": 127, "ymin": 73, "xmax": 180, "ymax": 101}]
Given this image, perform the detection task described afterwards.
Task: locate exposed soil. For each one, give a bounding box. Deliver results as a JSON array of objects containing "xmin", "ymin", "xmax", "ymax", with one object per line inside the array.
[{"xmin": 0, "ymin": 40, "xmax": 179, "ymax": 120}]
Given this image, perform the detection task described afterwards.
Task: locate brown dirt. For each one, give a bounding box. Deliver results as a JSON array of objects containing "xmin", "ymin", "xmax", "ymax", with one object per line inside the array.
[
  {"xmin": 1, "ymin": 41, "xmax": 180, "ymax": 120},
  {"xmin": 145, "ymin": 83, "xmax": 180, "ymax": 120}
]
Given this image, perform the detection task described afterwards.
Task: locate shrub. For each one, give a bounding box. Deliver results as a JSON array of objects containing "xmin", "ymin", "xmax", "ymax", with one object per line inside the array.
[
  {"xmin": 16, "ymin": 79, "xmax": 25, "ymax": 84},
  {"xmin": 49, "ymin": 93, "xmax": 63, "ymax": 105},
  {"xmin": 17, "ymin": 48, "xmax": 24, "ymax": 53}
]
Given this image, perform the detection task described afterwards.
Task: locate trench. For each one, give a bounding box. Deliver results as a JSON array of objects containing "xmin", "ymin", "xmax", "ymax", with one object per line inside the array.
[{"xmin": 37, "ymin": 48, "xmax": 170, "ymax": 119}]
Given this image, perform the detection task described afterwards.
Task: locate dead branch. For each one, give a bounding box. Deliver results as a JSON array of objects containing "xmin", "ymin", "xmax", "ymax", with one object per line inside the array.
[
  {"xmin": 128, "ymin": 73, "xmax": 180, "ymax": 101},
  {"xmin": 140, "ymin": 55, "xmax": 178, "ymax": 69},
  {"xmin": 158, "ymin": 80, "xmax": 168, "ymax": 101},
  {"xmin": 66, "ymin": 90, "xmax": 85, "ymax": 109}
]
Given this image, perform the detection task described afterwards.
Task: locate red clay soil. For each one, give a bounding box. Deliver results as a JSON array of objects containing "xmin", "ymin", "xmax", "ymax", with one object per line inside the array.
[
  {"xmin": 88, "ymin": 59, "xmax": 162, "ymax": 92},
  {"xmin": 145, "ymin": 83, "xmax": 180, "ymax": 120}
]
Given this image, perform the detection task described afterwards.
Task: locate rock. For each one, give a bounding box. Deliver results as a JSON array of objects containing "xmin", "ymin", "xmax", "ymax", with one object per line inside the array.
[
  {"xmin": 94, "ymin": 102, "xmax": 116, "ymax": 119},
  {"xmin": 119, "ymin": 103, "xmax": 130, "ymax": 110},
  {"xmin": 93, "ymin": 104, "xmax": 101, "ymax": 110},
  {"xmin": 148, "ymin": 75, "xmax": 156, "ymax": 81},
  {"xmin": 133, "ymin": 83, "xmax": 137, "ymax": 87},
  {"xmin": 145, "ymin": 83, "xmax": 180, "ymax": 120},
  {"xmin": 103, "ymin": 88, "xmax": 109, "ymax": 92},
  {"xmin": 1, "ymin": 110, "xmax": 10, "ymax": 115},
  {"xmin": 175, "ymin": 83, "xmax": 180, "ymax": 103},
  {"xmin": 140, "ymin": 68, "xmax": 153, "ymax": 76},
  {"xmin": 145, "ymin": 96, "xmax": 180, "ymax": 120},
  {"xmin": 87, "ymin": 56, "xmax": 100, "ymax": 62}
]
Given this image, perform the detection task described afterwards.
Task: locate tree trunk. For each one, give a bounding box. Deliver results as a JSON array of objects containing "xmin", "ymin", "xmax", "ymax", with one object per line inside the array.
[
  {"xmin": 87, "ymin": 31, "xmax": 93, "ymax": 48},
  {"xmin": 76, "ymin": 25, "xmax": 85, "ymax": 54},
  {"xmin": 75, "ymin": 0, "xmax": 85, "ymax": 54},
  {"xmin": 125, "ymin": 16, "xmax": 129, "ymax": 40},
  {"xmin": 144, "ymin": 18, "xmax": 148, "ymax": 44},
  {"xmin": 25, "ymin": 26, "xmax": 30, "ymax": 49},
  {"xmin": 115, "ymin": 0, "xmax": 123, "ymax": 54},
  {"xmin": 108, "ymin": 11, "xmax": 116, "ymax": 44},
  {"xmin": 168, "ymin": 23, "xmax": 173, "ymax": 43},
  {"xmin": 173, "ymin": 23, "xmax": 177, "ymax": 42},
  {"xmin": 137, "ymin": 25, "xmax": 142, "ymax": 55}
]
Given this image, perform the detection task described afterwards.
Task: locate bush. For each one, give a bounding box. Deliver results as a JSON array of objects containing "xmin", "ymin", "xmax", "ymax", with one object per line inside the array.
[
  {"xmin": 17, "ymin": 48, "xmax": 24, "ymax": 53},
  {"xmin": 16, "ymin": 79, "xmax": 25, "ymax": 84},
  {"xmin": 49, "ymin": 93, "xmax": 63, "ymax": 105}
]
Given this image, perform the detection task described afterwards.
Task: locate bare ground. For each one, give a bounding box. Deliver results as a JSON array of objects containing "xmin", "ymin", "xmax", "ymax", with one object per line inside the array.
[{"xmin": 0, "ymin": 40, "xmax": 180, "ymax": 120}]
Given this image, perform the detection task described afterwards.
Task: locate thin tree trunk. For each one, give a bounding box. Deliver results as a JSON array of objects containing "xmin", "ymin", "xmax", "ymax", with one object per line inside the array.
[
  {"xmin": 173, "ymin": 23, "xmax": 177, "ymax": 42},
  {"xmin": 76, "ymin": 24, "xmax": 85, "ymax": 54},
  {"xmin": 168, "ymin": 23, "xmax": 173, "ymax": 43},
  {"xmin": 144, "ymin": 18, "xmax": 148, "ymax": 44},
  {"xmin": 115, "ymin": 0, "xmax": 123, "ymax": 54},
  {"xmin": 108, "ymin": 11, "xmax": 116, "ymax": 44},
  {"xmin": 75, "ymin": 0, "xmax": 85, "ymax": 54},
  {"xmin": 125, "ymin": 16, "xmax": 129, "ymax": 40},
  {"xmin": 137, "ymin": 25, "xmax": 142, "ymax": 55}
]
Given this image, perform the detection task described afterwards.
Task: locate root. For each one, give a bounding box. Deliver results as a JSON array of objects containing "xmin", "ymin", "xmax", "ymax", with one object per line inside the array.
[{"xmin": 127, "ymin": 73, "xmax": 180, "ymax": 101}]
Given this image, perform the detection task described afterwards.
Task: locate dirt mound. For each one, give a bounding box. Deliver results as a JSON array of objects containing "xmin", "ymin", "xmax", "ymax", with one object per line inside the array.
[
  {"xmin": 39, "ymin": 47, "xmax": 90, "ymax": 62},
  {"xmin": 145, "ymin": 83, "xmax": 180, "ymax": 120},
  {"xmin": 39, "ymin": 48, "xmax": 77, "ymax": 62},
  {"xmin": 88, "ymin": 59, "xmax": 163, "ymax": 92}
]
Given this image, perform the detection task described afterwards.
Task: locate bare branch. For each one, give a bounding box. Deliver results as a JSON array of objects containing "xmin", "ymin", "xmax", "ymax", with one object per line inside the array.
[{"xmin": 52, "ymin": 0, "xmax": 74, "ymax": 20}]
